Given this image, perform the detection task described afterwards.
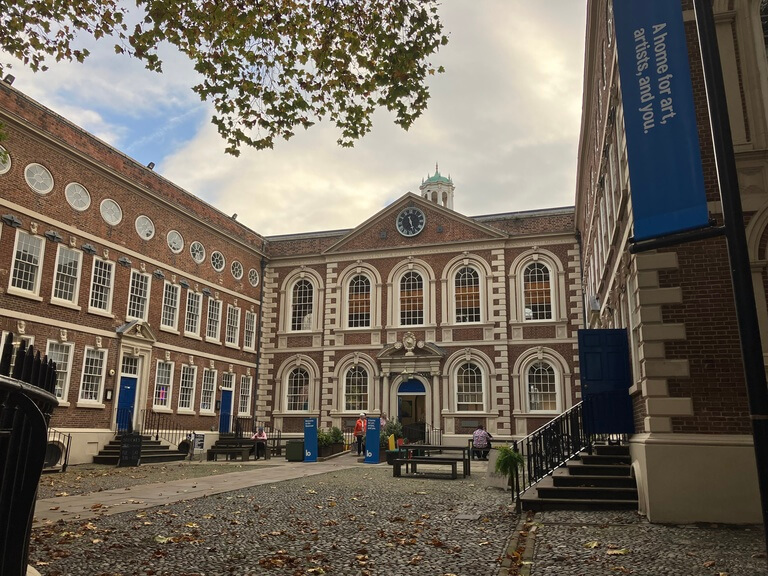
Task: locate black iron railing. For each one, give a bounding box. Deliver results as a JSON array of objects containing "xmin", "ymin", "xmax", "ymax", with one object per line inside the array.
[
  {"xmin": 0, "ymin": 333, "xmax": 59, "ymax": 575},
  {"xmin": 402, "ymin": 422, "xmax": 442, "ymax": 445},
  {"xmin": 141, "ymin": 410, "xmax": 192, "ymax": 450},
  {"xmin": 44, "ymin": 429, "xmax": 72, "ymax": 472},
  {"xmin": 510, "ymin": 401, "xmax": 628, "ymax": 507}
]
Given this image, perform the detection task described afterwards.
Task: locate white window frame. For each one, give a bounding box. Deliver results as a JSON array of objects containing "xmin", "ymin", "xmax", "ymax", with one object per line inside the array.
[
  {"xmin": 525, "ymin": 359, "xmax": 561, "ymax": 414},
  {"xmin": 78, "ymin": 346, "xmax": 107, "ymax": 405},
  {"xmin": 178, "ymin": 364, "xmax": 197, "ymax": 412},
  {"xmin": 8, "ymin": 230, "xmax": 45, "ymax": 298},
  {"xmin": 347, "ymin": 274, "xmax": 372, "ymax": 329},
  {"xmin": 154, "ymin": 360, "xmax": 174, "ymax": 409},
  {"xmin": 398, "ymin": 270, "xmax": 425, "ymax": 326},
  {"xmin": 290, "ymin": 279, "xmax": 314, "ymax": 331},
  {"xmin": 238, "ymin": 374, "xmax": 252, "ymax": 415},
  {"xmin": 51, "ymin": 245, "xmax": 83, "ymax": 308},
  {"xmin": 286, "ymin": 367, "xmax": 310, "ymax": 412},
  {"xmin": 184, "ymin": 291, "xmax": 203, "ymax": 337},
  {"xmin": 88, "ymin": 257, "xmax": 115, "ymax": 315},
  {"xmin": 126, "ymin": 270, "xmax": 151, "ymax": 321},
  {"xmin": 160, "ymin": 282, "xmax": 181, "ymax": 331},
  {"xmin": 344, "ymin": 365, "xmax": 369, "ymax": 412},
  {"xmin": 200, "ymin": 368, "xmax": 217, "ymax": 413},
  {"xmin": 206, "ymin": 298, "xmax": 222, "ymax": 342},
  {"xmin": 45, "ymin": 340, "xmax": 74, "ymax": 403},
  {"xmin": 454, "ymin": 266, "xmax": 481, "ymax": 324},
  {"xmin": 522, "ymin": 261, "xmax": 555, "ymax": 322},
  {"xmin": 243, "ymin": 310, "xmax": 257, "ymax": 350},
  {"xmin": 455, "ymin": 361, "xmax": 485, "ymax": 412},
  {"xmin": 225, "ymin": 304, "xmax": 241, "ymax": 347}
]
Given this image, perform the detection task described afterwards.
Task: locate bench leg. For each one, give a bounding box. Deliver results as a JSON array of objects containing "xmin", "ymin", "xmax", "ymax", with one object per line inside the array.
[
  {"xmin": 451, "ymin": 463, "xmax": 457, "ymax": 480},
  {"xmin": 393, "ymin": 462, "xmax": 401, "ymax": 477}
]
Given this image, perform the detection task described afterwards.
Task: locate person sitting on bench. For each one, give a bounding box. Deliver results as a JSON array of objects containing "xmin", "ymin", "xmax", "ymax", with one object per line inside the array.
[
  {"xmin": 472, "ymin": 424, "xmax": 492, "ymax": 460},
  {"xmin": 251, "ymin": 427, "xmax": 268, "ymax": 460}
]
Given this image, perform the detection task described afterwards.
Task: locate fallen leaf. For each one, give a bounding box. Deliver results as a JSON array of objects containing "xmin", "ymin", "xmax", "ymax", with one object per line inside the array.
[
  {"xmin": 704, "ymin": 561, "xmax": 717, "ymax": 568},
  {"xmin": 585, "ymin": 541, "xmax": 600, "ymax": 549},
  {"xmin": 606, "ymin": 549, "xmax": 629, "ymax": 556}
]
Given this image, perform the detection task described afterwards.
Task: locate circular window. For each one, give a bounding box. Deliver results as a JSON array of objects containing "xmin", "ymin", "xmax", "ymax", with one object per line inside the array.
[
  {"xmin": 25, "ymin": 163, "xmax": 54, "ymax": 194},
  {"xmin": 190, "ymin": 241, "xmax": 205, "ymax": 263},
  {"xmin": 167, "ymin": 230, "xmax": 184, "ymax": 253},
  {"xmin": 248, "ymin": 268, "xmax": 260, "ymax": 287},
  {"xmin": 64, "ymin": 182, "xmax": 91, "ymax": 211},
  {"xmin": 100, "ymin": 199, "xmax": 123, "ymax": 225},
  {"xmin": 135, "ymin": 215, "xmax": 155, "ymax": 240},
  {"xmin": 0, "ymin": 146, "xmax": 10, "ymax": 175},
  {"xmin": 211, "ymin": 251, "xmax": 225, "ymax": 272},
  {"xmin": 231, "ymin": 260, "xmax": 243, "ymax": 280}
]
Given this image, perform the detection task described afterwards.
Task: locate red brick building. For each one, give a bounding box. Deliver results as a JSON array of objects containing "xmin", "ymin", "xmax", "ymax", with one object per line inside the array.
[
  {"xmin": 576, "ymin": 0, "xmax": 765, "ymax": 523},
  {"xmin": 0, "ymin": 82, "xmax": 583, "ymax": 462},
  {"xmin": 0, "ymin": 83, "xmax": 265, "ymax": 462}
]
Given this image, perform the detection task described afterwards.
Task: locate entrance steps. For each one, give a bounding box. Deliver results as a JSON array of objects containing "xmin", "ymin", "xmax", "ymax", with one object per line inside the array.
[
  {"xmin": 92, "ymin": 434, "xmax": 187, "ymax": 465},
  {"xmin": 520, "ymin": 443, "xmax": 638, "ymax": 511}
]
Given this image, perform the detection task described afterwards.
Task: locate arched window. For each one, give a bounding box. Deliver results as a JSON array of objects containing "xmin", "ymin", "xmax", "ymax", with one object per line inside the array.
[
  {"xmin": 287, "ymin": 368, "xmax": 310, "ymax": 411},
  {"xmin": 344, "ymin": 366, "xmax": 368, "ymax": 411},
  {"xmin": 400, "ymin": 271, "xmax": 424, "ymax": 325},
  {"xmin": 291, "ymin": 279, "xmax": 313, "ymax": 331},
  {"xmin": 527, "ymin": 361, "xmax": 557, "ymax": 411},
  {"xmin": 523, "ymin": 262, "xmax": 552, "ymax": 320},
  {"xmin": 456, "ymin": 362, "xmax": 483, "ymax": 411},
  {"xmin": 348, "ymin": 274, "xmax": 371, "ymax": 328},
  {"xmin": 455, "ymin": 266, "xmax": 480, "ymax": 323}
]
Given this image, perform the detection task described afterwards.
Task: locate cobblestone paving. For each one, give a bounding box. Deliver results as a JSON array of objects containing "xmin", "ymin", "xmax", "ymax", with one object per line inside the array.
[
  {"xmin": 529, "ymin": 510, "xmax": 767, "ymax": 576},
  {"xmin": 30, "ymin": 466, "xmax": 517, "ymax": 576}
]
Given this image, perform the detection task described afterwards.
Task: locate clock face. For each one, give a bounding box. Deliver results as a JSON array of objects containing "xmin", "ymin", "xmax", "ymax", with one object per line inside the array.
[{"xmin": 396, "ymin": 207, "xmax": 426, "ymax": 237}]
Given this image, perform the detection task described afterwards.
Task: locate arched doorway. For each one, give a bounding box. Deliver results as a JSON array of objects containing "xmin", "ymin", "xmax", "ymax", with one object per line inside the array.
[{"xmin": 398, "ymin": 379, "xmax": 427, "ymax": 443}]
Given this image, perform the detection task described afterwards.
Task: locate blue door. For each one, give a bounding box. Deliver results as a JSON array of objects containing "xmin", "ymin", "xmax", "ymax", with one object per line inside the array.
[
  {"xmin": 116, "ymin": 376, "xmax": 137, "ymax": 432},
  {"xmin": 219, "ymin": 389, "xmax": 233, "ymax": 433},
  {"xmin": 578, "ymin": 329, "xmax": 635, "ymax": 435}
]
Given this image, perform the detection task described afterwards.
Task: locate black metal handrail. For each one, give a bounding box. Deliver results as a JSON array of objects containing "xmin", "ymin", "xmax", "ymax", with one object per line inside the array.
[
  {"xmin": 140, "ymin": 410, "xmax": 192, "ymax": 450},
  {"xmin": 510, "ymin": 401, "xmax": 628, "ymax": 506}
]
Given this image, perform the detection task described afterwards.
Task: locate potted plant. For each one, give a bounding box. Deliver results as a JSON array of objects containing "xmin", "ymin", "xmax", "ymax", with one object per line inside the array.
[
  {"xmin": 317, "ymin": 428, "xmax": 333, "ymax": 458},
  {"xmin": 494, "ymin": 444, "xmax": 525, "ymax": 498},
  {"xmin": 329, "ymin": 426, "xmax": 344, "ymax": 455}
]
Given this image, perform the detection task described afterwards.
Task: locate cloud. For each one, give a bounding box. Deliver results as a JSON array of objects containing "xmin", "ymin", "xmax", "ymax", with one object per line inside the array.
[{"xmin": 4, "ymin": 1, "xmax": 587, "ymax": 237}]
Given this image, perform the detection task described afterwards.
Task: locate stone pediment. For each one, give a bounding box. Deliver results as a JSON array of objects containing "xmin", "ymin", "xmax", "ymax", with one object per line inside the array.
[
  {"xmin": 116, "ymin": 320, "xmax": 157, "ymax": 343},
  {"xmin": 378, "ymin": 332, "xmax": 446, "ymax": 360},
  {"xmin": 322, "ymin": 192, "xmax": 508, "ymax": 255}
]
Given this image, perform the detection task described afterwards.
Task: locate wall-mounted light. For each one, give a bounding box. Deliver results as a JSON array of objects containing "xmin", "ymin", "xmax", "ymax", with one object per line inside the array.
[
  {"xmin": 3, "ymin": 74, "xmax": 15, "ymax": 85},
  {"xmin": 147, "ymin": 162, "xmax": 155, "ymax": 170},
  {"xmin": 109, "ymin": 369, "xmax": 116, "ymax": 377}
]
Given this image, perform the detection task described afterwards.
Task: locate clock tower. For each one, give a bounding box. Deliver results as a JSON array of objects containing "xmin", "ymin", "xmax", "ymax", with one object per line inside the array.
[{"xmin": 420, "ymin": 164, "xmax": 454, "ymax": 210}]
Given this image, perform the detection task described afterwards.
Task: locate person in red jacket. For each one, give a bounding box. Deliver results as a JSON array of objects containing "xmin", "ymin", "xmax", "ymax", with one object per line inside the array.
[{"xmin": 354, "ymin": 413, "xmax": 366, "ymax": 456}]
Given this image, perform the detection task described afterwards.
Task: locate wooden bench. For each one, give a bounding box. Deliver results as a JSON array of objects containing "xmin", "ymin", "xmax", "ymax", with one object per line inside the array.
[
  {"xmin": 206, "ymin": 446, "xmax": 251, "ymax": 461},
  {"xmin": 393, "ymin": 457, "xmax": 458, "ymax": 480},
  {"xmin": 398, "ymin": 444, "xmax": 471, "ymax": 477}
]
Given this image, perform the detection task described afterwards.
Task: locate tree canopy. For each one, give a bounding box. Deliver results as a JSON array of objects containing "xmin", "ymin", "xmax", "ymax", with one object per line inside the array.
[{"xmin": 0, "ymin": 0, "xmax": 448, "ymax": 155}]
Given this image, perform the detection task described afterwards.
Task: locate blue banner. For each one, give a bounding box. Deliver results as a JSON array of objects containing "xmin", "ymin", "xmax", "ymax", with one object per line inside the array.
[
  {"xmin": 303, "ymin": 418, "xmax": 318, "ymax": 462},
  {"xmin": 363, "ymin": 418, "xmax": 380, "ymax": 464},
  {"xmin": 614, "ymin": 0, "xmax": 709, "ymax": 241}
]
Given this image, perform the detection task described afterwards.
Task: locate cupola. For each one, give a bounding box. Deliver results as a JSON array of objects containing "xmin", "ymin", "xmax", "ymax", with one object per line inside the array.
[{"xmin": 419, "ymin": 164, "xmax": 454, "ymax": 209}]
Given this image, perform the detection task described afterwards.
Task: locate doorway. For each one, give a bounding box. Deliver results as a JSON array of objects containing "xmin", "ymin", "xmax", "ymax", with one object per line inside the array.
[
  {"xmin": 116, "ymin": 356, "xmax": 140, "ymax": 432},
  {"xmin": 397, "ymin": 379, "xmax": 427, "ymax": 443}
]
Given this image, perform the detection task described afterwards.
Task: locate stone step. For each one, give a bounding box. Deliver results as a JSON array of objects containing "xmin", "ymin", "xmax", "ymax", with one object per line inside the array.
[
  {"xmin": 552, "ymin": 471, "xmax": 636, "ymax": 488},
  {"xmin": 579, "ymin": 453, "xmax": 631, "ymax": 466},
  {"xmin": 566, "ymin": 461, "xmax": 632, "ymax": 476}
]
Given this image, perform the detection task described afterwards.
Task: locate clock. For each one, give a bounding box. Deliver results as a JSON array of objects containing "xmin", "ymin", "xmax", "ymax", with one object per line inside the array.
[{"xmin": 396, "ymin": 207, "xmax": 426, "ymax": 237}]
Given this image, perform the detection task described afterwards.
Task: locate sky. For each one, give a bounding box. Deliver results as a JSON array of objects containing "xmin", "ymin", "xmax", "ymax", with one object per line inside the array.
[{"xmin": 3, "ymin": 2, "xmax": 587, "ymax": 237}]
